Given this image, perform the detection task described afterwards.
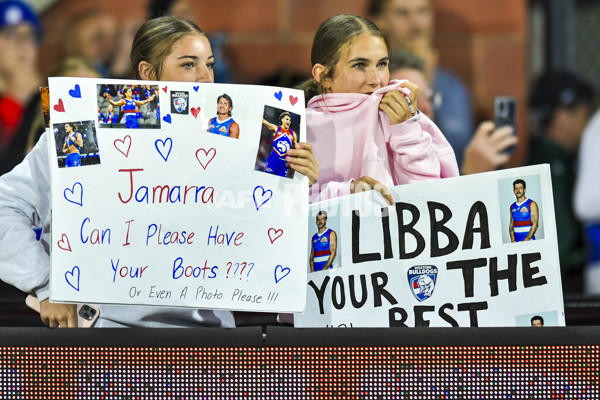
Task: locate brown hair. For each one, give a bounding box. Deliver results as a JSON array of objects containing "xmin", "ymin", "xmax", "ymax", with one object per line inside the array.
[
  {"xmin": 130, "ymin": 15, "xmax": 207, "ymax": 80},
  {"xmin": 388, "ymin": 49, "xmax": 426, "ymax": 74},
  {"xmin": 297, "ymin": 14, "xmax": 390, "ymax": 103}
]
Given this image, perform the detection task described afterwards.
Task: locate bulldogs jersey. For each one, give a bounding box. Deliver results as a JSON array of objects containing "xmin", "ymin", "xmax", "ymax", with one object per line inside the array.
[
  {"xmin": 265, "ymin": 126, "xmax": 295, "ymax": 177},
  {"xmin": 123, "ymin": 98, "xmax": 139, "ymax": 129},
  {"xmin": 272, "ymin": 126, "xmax": 294, "ymax": 158},
  {"xmin": 99, "ymin": 111, "xmax": 118, "ymax": 124},
  {"xmin": 312, "ymin": 228, "xmax": 333, "ymax": 271},
  {"xmin": 208, "ymin": 117, "xmax": 235, "ymax": 137},
  {"xmin": 511, "ymin": 198, "xmax": 536, "ymax": 241}
]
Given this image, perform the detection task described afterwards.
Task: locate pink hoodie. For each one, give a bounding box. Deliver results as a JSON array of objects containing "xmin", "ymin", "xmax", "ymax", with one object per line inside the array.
[{"xmin": 307, "ymin": 81, "xmax": 459, "ymax": 203}]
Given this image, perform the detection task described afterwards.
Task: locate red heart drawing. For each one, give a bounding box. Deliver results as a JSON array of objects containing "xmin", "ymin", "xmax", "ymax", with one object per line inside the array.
[
  {"xmin": 53, "ymin": 98, "xmax": 65, "ymax": 112},
  {"xmin": 268, "ymin": 228, "xmax": 283, "ymax": 244},
  {"xmin": 289, "ymin": 95, "xmax": 298, "ymax": 106},
  {"xmin": 114, "ymin": 135, "xmax": 132, "ymax": 158},
  {"xmin": 57, "ymin": 234, "xmax": 72, "ymax": 252},
  {"xmin": 191, "ymin": 107, "xmax": 201, "ymax": 118},
  {"xmin": 195, "ymin": 148, "xmax": 216, "ymax": 169},
  {"xmin": 162, "ymin": 86, "xmax": 167, "ymax": 93}
]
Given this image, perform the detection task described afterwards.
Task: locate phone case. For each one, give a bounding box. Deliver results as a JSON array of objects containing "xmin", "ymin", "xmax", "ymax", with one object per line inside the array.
[{"xmin": 494, "ymin": 96, "xmax": 517, "ymax": 154}]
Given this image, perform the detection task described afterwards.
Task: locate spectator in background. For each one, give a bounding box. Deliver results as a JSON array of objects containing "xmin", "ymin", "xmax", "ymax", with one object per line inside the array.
[
  {"xmin": 0, "ymin": 0, "xmax": 42, "ymax": 159},
  {"xmin": 389, "ymin": 49, "xmax": 516, "ymax": 175},
  {"xmin": 572, "ymin": 87, "xmax": 600, "ymax": 296},
  {"xmin": 528, "ymin": 71, "xmax": 595, "ymax": 294},
  {"xmin": 368, "ymin": 0, "xmax": 474, "ymax": 167},
  {"xmin": 147, "ymin": 0, "xmax": 232, "ymax": 83},
  {"xmin": 0, "ymin": 57, "xmax": 100, "ymax": 176},
  {"xmin": 62, "ymin": 8, "xmax": 135, "ymax": 79}
]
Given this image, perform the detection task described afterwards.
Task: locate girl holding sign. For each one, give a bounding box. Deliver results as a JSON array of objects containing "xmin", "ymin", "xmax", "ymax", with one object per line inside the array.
[
  {"xmin": 300, "ymin": 14, "xmax": 459, "ymax": 204},
  {"xmin": 0, "ymin": 16, "xmax": 318, "ymax": 328}
]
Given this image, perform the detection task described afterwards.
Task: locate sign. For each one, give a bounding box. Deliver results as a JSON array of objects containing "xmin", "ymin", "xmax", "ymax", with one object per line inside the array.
[
  {"xmin": 296, "ymin": 165, "xmax": 564, "ymax": 327},
  {"xmin": 47, "ymin": 77, "xmax": 308, "ymax": 313}
]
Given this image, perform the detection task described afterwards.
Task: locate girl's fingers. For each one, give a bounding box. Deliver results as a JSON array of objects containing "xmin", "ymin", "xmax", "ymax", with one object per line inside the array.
[{"xmin": 399, "ymin": 81, "xmax": 419, "ymax": 110}]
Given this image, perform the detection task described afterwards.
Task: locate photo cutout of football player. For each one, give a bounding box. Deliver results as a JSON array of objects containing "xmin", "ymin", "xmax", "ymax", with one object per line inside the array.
[
  {"xmin": 54, "ymin": 120, "xmax": 101, "ymax": 168},
  {"xmin": 105, "ymin": 85, "xmax": 156, "ymax": 129},
  {"xmin": 207, "ymin": 93, "xmax": 239, "ymax": 138},
  {"xmin": 530, "ymin": 315, "xmax": 544, "ymax": 327},
  {"xmin": 61, "ymin": 122, "xmax": 83, "ymax": 168},
  {"xmin": 310, "ymin": 211, "xmax": 338, "ymax": 272},
  {"xmin": 262, "ymin": 111, "xmax": 297, "ymax": 177},
  {"xmin": 509, "ymin": 178, "xmax": 539, "ymax": 242}
]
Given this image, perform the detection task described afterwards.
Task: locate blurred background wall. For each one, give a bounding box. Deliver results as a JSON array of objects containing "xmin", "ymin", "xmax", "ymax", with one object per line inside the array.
[{"xmin": 21, "ymin": 0, "xmax": 600, "ymax": 165}]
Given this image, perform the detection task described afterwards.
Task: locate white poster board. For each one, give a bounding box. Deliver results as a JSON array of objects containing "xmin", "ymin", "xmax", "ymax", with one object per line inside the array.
[
  {"xmin": 296, "ymin": 165, "xmax": 565, "ymax": 327},
  {"xmin": 47, "ymin": 77, "xmax": 308, "ymax": 313}
]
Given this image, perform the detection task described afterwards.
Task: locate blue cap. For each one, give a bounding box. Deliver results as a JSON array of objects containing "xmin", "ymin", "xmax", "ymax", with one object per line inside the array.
[{"xmin": 0, "ymin": 0, "xmax": 42, "ymax": 41}]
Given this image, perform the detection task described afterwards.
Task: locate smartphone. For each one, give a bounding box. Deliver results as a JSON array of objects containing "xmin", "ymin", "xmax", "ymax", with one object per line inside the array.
[
  {"xmin": 25, "ymin": 294, "xmax": 99, "ymax": 328},
  {"xmin": 494, "ymin": 96, "xmax": 517, "ymax": 155}
]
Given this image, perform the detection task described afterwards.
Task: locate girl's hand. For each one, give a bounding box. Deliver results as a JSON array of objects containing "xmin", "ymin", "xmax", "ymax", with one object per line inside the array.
[
  {"xmin": 351, "ymin": 176, "xmax": 394, "ymax": 205},
  {"xmin": 379, "ymin": 81, "xmax": 419, "ymax": 125},
  {"xmin": 287, "ymin": 142, "xmax": 319, "ymax": 187},
  {"xmin": 40, "ymin": 299, "xmax": 77, "ymax": 328}
]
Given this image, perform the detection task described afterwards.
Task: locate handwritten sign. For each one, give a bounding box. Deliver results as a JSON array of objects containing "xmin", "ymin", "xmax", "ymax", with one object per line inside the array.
[
  {"xmin": 295, "ymin": 165, "xmax": 565, "ymax": 327},
  {"xmin": 47, "ymin": 77, "xmax": 308, "ymax": 313}
]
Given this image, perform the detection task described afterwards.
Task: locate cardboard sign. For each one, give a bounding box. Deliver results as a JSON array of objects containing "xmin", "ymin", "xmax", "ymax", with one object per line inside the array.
[
  {"xmin": 47, "ymin": 77, "xmax": 308, "ymax": 313},
  {"xmin": 296, "ymin": 165, "xmax": 565, "ymax": 327}
]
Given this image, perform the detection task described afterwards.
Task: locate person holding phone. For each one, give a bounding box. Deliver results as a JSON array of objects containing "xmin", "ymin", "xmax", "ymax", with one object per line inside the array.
[
  {"xmin": 388, "ymin": 48, "xmax": 517, "ymax": 175},
  {"xmin": 0, "ymin": 16, "xmax": 320, "ymax": 328}
]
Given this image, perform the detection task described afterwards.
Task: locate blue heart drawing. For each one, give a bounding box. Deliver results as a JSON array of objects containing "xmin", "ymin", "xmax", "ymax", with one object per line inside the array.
[
  {"xmin": 274, "ymin": 265, "xmax": 290, "ymax": 283},
  {"xmin": 68, "ymin": 84, "xmax": 81, "ymax": 98},
  {"xmin": 274, "ymin": 91, "xmax": 283, "ymax": 101},
  {"xmin": 155, "ymin": 138, "xmax": 173, "ymax": 161},
  {"xmin": 65, "ymin": 266, "xmax": 80, "ymax": 291},
  {"xmin": 193, "ymin": 86, "xmax": 199, "ymax": 92},
  {"xmin": 163, "ymin": 114, "xmax": 172, "ymax": 124},
  {"xmin": 253, "ymin": 186, "xmax": 273, "ymax": 211},
  {"xmin": 64, "ymin": 182, "xmax": 83, "ymax": 206}
]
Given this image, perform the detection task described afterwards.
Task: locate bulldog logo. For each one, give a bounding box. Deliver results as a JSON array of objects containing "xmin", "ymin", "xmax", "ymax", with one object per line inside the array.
[
  {"xmin": 171, "ymin": 91, "xmax": 189, "ymax": 114},
  {"xmin": 407, "ymin": 265, "xmax": 438, "ymax": 302}
]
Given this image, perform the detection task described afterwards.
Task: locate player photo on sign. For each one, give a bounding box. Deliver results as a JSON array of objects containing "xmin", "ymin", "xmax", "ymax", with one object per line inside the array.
[
  {"xmin": 498, "ymin": 174, "xmax": 545, "ymax": 244},
  {"xmin": 206, "ymin": 93, "xmax": 240, "ymax": 139},
  {"xmin": 52, "ymin": 120, "xmax": 101, "ymax": 168},
  {"xmin": 255, "ymin": 105, "xmax": 300, "ymax": 179},
  {"xmin": 308, "ymin": 209, "xmax": 342, "ymax": 273},
  {"xmin": 97, "ymin": 84, "xmax": 160, "ymax": 129}
]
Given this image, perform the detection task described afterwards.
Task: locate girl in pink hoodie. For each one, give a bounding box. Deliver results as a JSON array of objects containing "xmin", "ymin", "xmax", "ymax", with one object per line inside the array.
[{"xmin": 300, "ymin": 14, "xmax": 459, "ymax": 204}]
